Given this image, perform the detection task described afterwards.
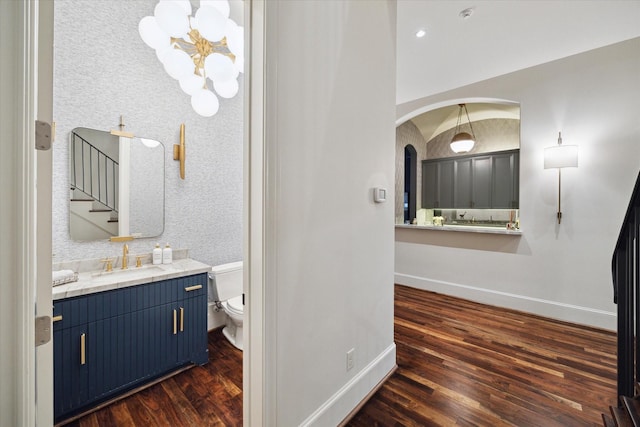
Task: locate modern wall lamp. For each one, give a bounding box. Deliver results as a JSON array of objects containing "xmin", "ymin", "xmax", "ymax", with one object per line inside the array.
[
  {"xmin": 544, "ymin": 132, "xmax": 578, "ymax": 224},
  {"xmin": 174, "ymin": 123, "xmax": 186, "ymax": 180}
]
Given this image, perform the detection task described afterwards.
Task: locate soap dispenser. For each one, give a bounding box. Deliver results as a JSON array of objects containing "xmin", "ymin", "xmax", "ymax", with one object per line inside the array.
[
  {"xmin": 162, "ymin": 243, "xmax": 172, "ymax": 264},
  {"xmin": 152, "ymin": 243, "xmax": 162, "ymax": 265}
]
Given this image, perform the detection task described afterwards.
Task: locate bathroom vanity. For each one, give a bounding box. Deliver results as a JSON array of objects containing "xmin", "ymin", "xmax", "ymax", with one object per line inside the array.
[{"xmin": 52, "ymin": 258, "xmax": 210, "ymax": 423}]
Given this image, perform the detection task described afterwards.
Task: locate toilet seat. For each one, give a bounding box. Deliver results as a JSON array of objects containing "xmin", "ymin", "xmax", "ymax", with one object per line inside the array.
[{"xmin": 226, "ymin": 295, "xmax": 244, "ymax": 315}]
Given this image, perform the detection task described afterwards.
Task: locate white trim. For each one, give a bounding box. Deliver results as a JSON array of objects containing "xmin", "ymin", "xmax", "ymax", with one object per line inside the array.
[
  {"xmin": 0, "ymin": 0, "xmax": 39, "ymax": 425},
  {"xmin": 299, "ymin": 344, "xmax": 397, "ymax": 427},
  {"xmin": 245, "ymin": 0, "xmax": 269, "ymax": 425},
  {"xmin": 396, "ymin": 273, "xmax": 616, "ymax": 331},
  {"xmin": 35, "ymin": 0, "xmax": 55, "ymax": 424},
  {"xmin": 395, "ymin": 97, "xmax": 519, "ymax": 128}
]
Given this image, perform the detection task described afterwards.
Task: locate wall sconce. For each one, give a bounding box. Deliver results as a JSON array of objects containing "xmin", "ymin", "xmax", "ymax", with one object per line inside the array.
[
  {"xmin": 174, "ymin": 123, "xmax": 186, "ymax": 179},
  {"xmin": 544, "ymin": 132, "xmax": 578, "ymax": 224},
  {"xmin": 138, "ymin": 0, "xmax": 244, "ymax": 117},
  {"xmin": 450, "ymin": 104, "xmax": 476, "ymax": 153}
]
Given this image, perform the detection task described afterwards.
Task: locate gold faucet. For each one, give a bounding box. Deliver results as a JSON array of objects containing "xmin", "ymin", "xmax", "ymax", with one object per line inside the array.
[{"xmin": 122, "ymin": 244, "xmax": 129, "ymax": 270}]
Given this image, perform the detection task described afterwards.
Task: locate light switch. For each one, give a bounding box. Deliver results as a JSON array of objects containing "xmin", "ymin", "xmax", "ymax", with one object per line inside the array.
[{"xmin": 373, "ymin": 187, "xmax": 386, "ymax": 203}]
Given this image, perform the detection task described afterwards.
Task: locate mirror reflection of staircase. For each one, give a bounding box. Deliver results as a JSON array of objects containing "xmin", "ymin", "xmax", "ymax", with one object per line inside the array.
[
  {"xmin": 70, "ymin": 187, "xmax": 118, "ymax": 240},
  {"xmin": 69, "ymin": 130, "xmax": 120, "ymax": 240}
]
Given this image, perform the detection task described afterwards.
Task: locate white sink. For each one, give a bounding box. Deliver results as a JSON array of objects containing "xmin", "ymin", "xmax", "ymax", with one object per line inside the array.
[
  {"xmin": 91, "ymin": 264, "xmax": 173, "ymax": 284},
  {"xmin": 91, "ymin": 264, "xmax": 165, "ymax": 277}
]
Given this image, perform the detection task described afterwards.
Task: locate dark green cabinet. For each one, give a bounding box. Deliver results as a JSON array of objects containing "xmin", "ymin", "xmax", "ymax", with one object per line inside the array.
[
  {"xmin": 472, "ymin": 156, "xmax": 492, "ymax": 208},
  {"xmin": 53, "ymin": 273, "xmax": 208, "ymax": 423},
  {"xmin": 423, "ymin": 150, "xmax": 519, "ymax": 209},
  {"xmin": 492, "ymin": 151, "xmax": 519, "ymax": 208},
  {"xmin": 423, "ymin": 160, "xmax": 454, "ymax": 208}
]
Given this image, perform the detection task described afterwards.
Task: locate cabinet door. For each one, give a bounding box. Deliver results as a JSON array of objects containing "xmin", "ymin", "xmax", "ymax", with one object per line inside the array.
[
  {"xmin": 492, "ymin": 152, "xmax": 517, "ymax": 208},
  {"xmin": 472, "ymin": 156, "xmax": 492, "ymax": 208},
  {"xmin": 177, "ymin": 274, "xmax": 209, "ymax": 365},
  {"xmin": 54, "ymin": 325, "xmax": 89, "ymax": 421},
  {"xmin": 422, "ymin": 162, "xmax": 438, "ymax": 208},
  {"xmin": 88, "ymin": 311, "xmax": 151, "ymax": 401},
  {"xmin": 454, "ymin": 158, "xmax": 472, "ymax": 208},
  {"xmin": 438, "ymin": 160, "xmax": 455, "ymax": 208},
  {"xmin": 177, "ymin": 294, "xmax": 209, "ymax": 365}
]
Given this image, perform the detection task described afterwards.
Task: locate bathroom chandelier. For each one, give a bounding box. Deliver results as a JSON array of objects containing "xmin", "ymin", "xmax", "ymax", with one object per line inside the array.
[
  {"xmin": 139, "ymin": 0, "xmax": 243, "ymax": 117},
  {"xmin": 450, "ymin": 104, "xmax": 476, "ymax": 153}
]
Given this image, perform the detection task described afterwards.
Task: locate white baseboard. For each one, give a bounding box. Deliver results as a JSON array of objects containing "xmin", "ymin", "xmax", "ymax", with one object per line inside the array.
[
  {"xmin": 300, "ymin": 343, "xmax": 397, "ymax": 427},
  {"xmin": 395, "ymin": 273, "xmax": 616, "ymax": 331}
]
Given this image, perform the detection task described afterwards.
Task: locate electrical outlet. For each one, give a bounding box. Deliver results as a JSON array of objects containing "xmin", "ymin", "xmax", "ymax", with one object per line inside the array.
[{"xmin": 347, "ymin": 348, "xmax": 355, "ymax": 371}]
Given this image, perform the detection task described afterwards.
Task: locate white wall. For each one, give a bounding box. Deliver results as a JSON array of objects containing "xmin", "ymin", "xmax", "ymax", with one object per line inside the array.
[
  {"xmin": 395, "ymin": 38, "xmax": 640, "ymax": 330},
  {"xmin": 52, "ymin": 0, "xmax": 243, "ymax": 268},
  {"xmin": 261, "ymin": 1, "xmax": 397, "ymax": 424}
]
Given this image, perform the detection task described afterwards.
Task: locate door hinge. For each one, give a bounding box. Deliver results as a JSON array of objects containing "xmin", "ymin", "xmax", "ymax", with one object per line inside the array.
[
  {"xmin": 35, "ymin": 316, "xmax": 52, "ymax": 347},
  {"xmin": 242, "ymin": 293, "xmax": 245, "ymax": 305},
  {"xmin": 35, "ymin": 120, "xmax": 53, "ymax": 150}
]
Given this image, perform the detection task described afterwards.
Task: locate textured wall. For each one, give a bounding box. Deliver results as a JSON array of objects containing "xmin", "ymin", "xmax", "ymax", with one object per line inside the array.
[
  {"xmin": 395, "ymin": 121, "xmax": 426, "ymax": 223},
  {"xmin": 52, "ymin": 0, "xmax": 243, "ymax": 267}
]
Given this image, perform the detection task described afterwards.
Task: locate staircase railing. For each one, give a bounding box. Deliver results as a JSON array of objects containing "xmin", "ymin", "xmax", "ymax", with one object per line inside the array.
[
  {"xmin": 612, "ymin": 171, "xmax": 640, "ymax": 399},
  {"xmin": 70, "ymin": 131, "xmax": 118, "ymax": 212}
]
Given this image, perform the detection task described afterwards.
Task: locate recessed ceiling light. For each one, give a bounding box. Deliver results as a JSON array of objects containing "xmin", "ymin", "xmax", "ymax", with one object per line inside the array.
[
  {"xmin": 415, "ymin": 29, "xmax": 427, "ymax": 38},
  {"xmin": 459, "ymin": 7, "xmax": 474, "ymax": 19}
]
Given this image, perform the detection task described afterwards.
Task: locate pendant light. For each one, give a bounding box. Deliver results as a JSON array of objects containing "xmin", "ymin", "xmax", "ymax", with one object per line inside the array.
[
  {"xmin": 138, "ymin": 0, "xmax": 244, "ymax": 118},
  {"xmin": 450, "ymin": 104, "xmax": 476, "ymax": 153}
]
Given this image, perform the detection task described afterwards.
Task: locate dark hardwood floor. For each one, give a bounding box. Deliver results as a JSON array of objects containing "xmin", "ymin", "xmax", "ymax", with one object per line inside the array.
[
  {"xmin": 66, "ymin": 285, "xmax": 616, "ymax": 426},
  {"xmin": 348, "ymin": 285, "xmax": 617, "ymax": 427}
]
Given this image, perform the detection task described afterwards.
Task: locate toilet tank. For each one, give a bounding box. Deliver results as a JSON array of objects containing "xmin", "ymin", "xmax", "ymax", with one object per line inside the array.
[{"xmin": 210, "ymin": 261, "xmax": 243, "ymax": 302}]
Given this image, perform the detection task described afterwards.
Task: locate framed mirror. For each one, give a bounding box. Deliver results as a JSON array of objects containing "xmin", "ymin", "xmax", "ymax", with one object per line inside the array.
[{"xmin": 69, "ymin": 127, "xmax": 165, "ymax": 241}]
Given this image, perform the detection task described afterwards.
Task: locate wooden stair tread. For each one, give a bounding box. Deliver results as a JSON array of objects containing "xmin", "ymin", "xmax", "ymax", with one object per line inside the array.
[
  {"xmin": 107, "ymin": 219, "xmax": 118, "ymax": 223},
  {"xmin": 602, "ymin": 412, "xmax": 616, "ymax": 427},
  {"xmin": 70, "ymin": 198, "xmax": 93, "ymax": 202},
  {"xmin": 611, "ymin": 404, "xmax": 634, "ymax": 427},
  {"xmin": 89, "ymin": 209, "xmax": 112, "ymax": 213},
  {"xmin": 621, "ymin": 396, "xmax": 640, "ymax": 427}
]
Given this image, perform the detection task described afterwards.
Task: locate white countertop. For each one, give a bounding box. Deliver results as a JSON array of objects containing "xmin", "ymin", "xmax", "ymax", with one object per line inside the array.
[
  {"xmin": 395, "ymin": 223, "xmax": 522, "ymax": 235},
  {"xmin": 53, "ymin": 258, "xmax": 211, "ymax": 300}
]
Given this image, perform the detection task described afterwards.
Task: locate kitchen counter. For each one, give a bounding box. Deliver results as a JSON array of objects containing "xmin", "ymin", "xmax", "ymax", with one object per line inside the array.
[
  {"xmin": 53, "ymin": 257, "xmax": 211, "ymax": 300},
  {"xmin": 395, "ymin": 223, "xmax": 522, "ymax": 236}
]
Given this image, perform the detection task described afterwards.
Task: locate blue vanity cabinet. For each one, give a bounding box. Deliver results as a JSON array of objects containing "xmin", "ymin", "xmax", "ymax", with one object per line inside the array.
[
  {"xmin": 53, "ymin": 272, "xmax": 208, "ymax": 423},
  {"xmin": 53, "ymin": 296, "xmax": 89, "ymax": 418},
  {"xmin": 176, "ymin": 273, "xmax": 209, "ymax": 365}
]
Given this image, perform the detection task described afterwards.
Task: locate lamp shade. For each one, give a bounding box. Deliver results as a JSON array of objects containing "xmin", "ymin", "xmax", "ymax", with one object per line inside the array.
[
  {"xmin": 450, "ymin": 132, "xmax": 475, "ymax": 153},
  {"xmin": 544, "ymin": 145, "xmax": 578, "ymax": 169}
]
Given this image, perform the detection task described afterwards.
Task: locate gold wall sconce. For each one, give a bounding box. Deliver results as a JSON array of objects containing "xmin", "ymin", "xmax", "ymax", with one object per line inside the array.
[
  {"xmin": 544, "ymin": 131, "xmax": 578, "ymax": 224},
  {"xmin": 173, "ymin": 123, "xmax": 186, "ymax": 179}
]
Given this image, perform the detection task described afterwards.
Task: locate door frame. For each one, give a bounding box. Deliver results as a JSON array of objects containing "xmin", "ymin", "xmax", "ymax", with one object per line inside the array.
[
  {"xmin": 244, "ymin": 1, "xmax": 271, "ymax": 425},
  {"xmin": 0, "ymin": 0, "xmax": 51, "ymax": 425}
]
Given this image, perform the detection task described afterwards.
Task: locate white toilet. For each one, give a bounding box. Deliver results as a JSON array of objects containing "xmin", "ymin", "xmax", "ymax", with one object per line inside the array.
[{"xmin": 210, "ymin": 261, "xmax": 244, "ymax": 350}]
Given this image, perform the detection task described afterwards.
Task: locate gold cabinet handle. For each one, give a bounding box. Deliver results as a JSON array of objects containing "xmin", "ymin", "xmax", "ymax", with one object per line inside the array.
[
  {"xmin": 180, "ymin": 307, "xmax": 184, "ymax": 332},
  {"xmin": 184, "ymin": 285, "xmax": 202, "ymax": 292},
  {"xmin": 52, "ymin": 315, "xmax": 63, "ymax": 322},
  {"xmin": 173, "ymin": 309, "xmax": 177, "ymax": 335},
  {"xmin": 80, "ymin": 333, "xmax": 86, "ymax": 365}
]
